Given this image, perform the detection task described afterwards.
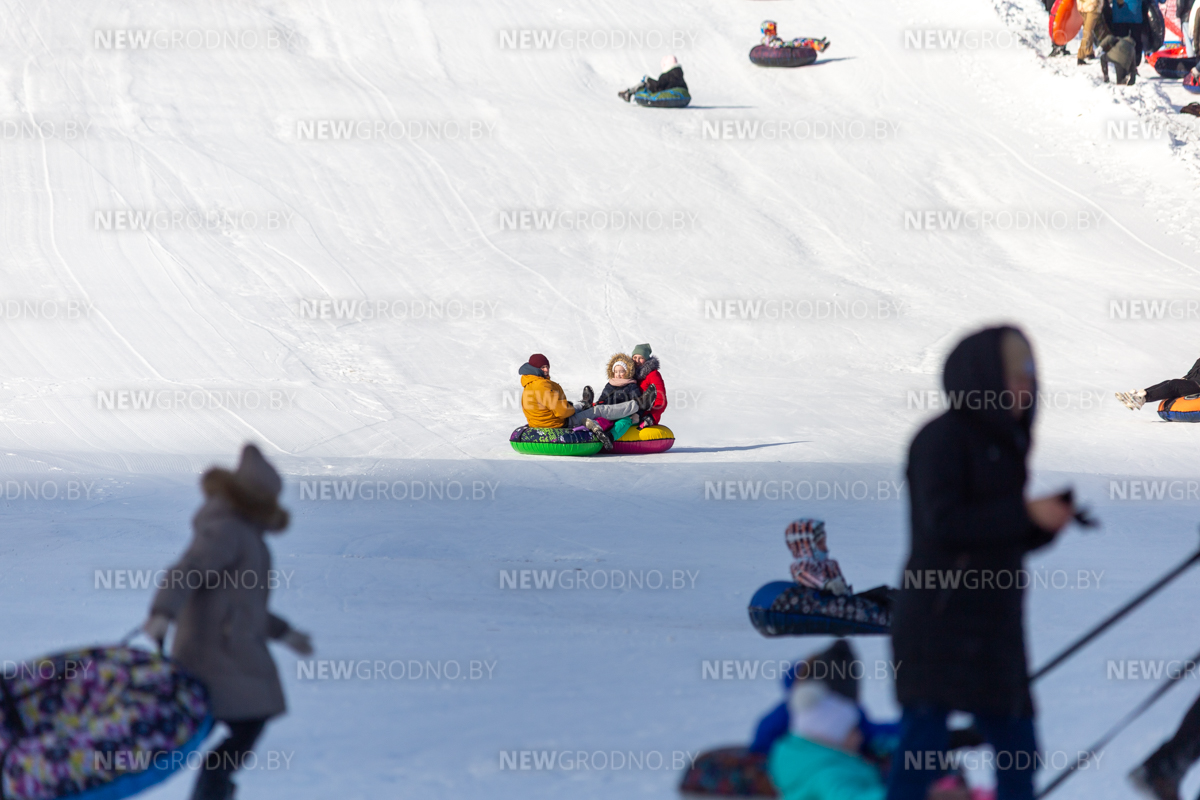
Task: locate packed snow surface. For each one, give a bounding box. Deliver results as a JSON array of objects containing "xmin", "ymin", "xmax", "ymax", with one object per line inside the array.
[{"xmin": 2, "ymin": 0, "xmax": 1200, "ymax": 796}]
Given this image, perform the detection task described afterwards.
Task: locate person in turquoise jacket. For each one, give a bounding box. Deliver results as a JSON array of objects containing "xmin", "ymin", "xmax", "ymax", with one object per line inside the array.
[{"xmin": 769, "ymin": 680, "xmax": 886, "ymax": 800}]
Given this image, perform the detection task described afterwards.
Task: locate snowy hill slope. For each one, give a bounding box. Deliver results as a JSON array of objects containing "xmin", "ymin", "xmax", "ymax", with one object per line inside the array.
[
  {"xmin": 0, "ymin": 0, "xmax": 1197, "ymax": 468},
  {"xmin": 3, "ymin": 0, "xmax": 1200, "ymax": 798}
]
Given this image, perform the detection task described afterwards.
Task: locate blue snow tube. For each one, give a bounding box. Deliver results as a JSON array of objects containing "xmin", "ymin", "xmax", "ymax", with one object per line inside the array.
[
  {"xmin": 633, "ymin": 87, "xmax": 691, "ymax": 108},
  {"xmin": 748, "ymin": 582, "xmax": 891, "ymax": 637}
]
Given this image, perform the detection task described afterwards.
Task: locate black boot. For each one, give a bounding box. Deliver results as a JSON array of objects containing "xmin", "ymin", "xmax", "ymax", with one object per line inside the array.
[
  {"xmin": 637, "ymin": 384, "xmax": 657, "ymax": 412},
  {"xmin": 580, "ymin": 386, "xmax": 594, "ymax": 407},
  {"xmin": 584, "ymin": 419, "xmax": 613, "ymax": 451},
  {"xmin": 618, "ymin": 89, "xmax": 632, "ymax": 102},
  {"xmin": 1129, "ymin": 753, "xmax": 1182, "ymax": 800}
]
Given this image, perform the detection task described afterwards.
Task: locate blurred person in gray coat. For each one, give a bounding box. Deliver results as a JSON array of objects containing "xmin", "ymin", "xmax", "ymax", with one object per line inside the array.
[{"xmin": 143, "ymin": 444, "xmax": 313, "ymax": 800}]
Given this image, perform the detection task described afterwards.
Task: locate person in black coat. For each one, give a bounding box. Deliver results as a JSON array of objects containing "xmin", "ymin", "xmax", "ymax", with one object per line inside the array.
[
  {"xmin": 886, "ymin": 326, "xmax": 1075, "ymax": 800},
  {"xmin": 618, "ymin": 55, "xmax": 688, "ymax": 102},
  {"xmin": 597, "ymin": 354, "xmax": 644, "ymax": 407},
  {"xmin": 1116, "ymin": 357, "xmax": 1200, "ymax": 410}
]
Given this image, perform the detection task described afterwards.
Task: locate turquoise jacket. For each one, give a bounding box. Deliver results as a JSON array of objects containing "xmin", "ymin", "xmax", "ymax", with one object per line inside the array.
[{"xmin": 768, "ymin": 734, "xmax": 886, "ymax": 800}]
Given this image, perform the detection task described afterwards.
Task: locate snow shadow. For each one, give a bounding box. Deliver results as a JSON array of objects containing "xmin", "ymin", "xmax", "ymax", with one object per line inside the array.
[{"xmin": 671, "ymin": 440, "xmax": 809, "ymax": 453}]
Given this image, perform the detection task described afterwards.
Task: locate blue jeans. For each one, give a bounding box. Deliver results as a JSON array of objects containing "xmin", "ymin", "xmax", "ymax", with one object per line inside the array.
[{"xmin": 886, "ymin": 706, "xmax": 1037, "ymax": 800}]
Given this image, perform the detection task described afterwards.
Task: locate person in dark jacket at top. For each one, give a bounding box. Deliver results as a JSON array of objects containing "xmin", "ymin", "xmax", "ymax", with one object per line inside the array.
[
  {"xmin": 619, "ymin": 55, "xmax": 688, "ymax": 102},
  {"xmin": 1106, "ymin": 0, "xmax": 1148, "ymax": 80},
  {"xmin": 1116, "ymin": 357, "xmax": 1200, "ymax": 410},
  {"xmin": 886, "ymin": 326, "xmax": 1075, "ymax": 800}
]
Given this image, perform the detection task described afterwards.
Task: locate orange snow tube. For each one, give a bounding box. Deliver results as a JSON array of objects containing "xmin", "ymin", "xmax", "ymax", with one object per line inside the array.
[
  {"xmin": 1158, "ymin": 395, "xmax": 1200, "ymax": 421},
  {"xmin": 1049, "ymin": 0, "xmax": 1083, "ymax": 46}
]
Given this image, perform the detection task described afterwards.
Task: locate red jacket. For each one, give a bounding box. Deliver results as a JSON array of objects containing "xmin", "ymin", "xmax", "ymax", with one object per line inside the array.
[{"xmin": 635, "ymin": 357, "xmax": 668, "ymax": 424}]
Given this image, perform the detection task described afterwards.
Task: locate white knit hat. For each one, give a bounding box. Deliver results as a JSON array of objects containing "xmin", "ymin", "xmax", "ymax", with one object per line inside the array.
[
  {"xmin": 788, "ymin": 683, "xmax": 860, "ymax": 745},
  {"xmin": 661, "ymin": 54, "xmax": 679, "ymax": 72}
]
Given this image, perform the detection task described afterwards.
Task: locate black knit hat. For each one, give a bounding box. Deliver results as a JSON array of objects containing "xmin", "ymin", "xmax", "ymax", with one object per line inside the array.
[{"xmin": 792, "ymin": 639, "xmax": 859, "ymax": 702}]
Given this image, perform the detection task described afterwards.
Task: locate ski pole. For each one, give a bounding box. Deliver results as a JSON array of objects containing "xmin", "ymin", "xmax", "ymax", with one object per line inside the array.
[
  {"xmin": 1035, "ymin": 643, "xmax": 1200, "ymax": 798},
  {"xmin": 1030, "ymin": 535, "xmax": 1200, "ymax": 683}
]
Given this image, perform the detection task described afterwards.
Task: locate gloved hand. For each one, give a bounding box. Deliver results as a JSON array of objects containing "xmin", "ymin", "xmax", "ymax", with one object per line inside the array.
[
  {"xmin": 282, "ymin": 630, "xmax": 314, "ymax": 656},
  {"xmin": 143, "ymin": 614, "xmax": 171, "ymax": 645}
]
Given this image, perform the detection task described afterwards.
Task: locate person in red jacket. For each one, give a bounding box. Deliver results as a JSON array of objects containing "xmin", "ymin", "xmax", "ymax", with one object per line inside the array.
[{"xmin": 631, "ymin": 343, "xmax": 667, "ymax": 427}]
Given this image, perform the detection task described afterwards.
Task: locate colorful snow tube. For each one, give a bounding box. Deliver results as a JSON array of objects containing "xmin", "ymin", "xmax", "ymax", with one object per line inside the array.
[
  {"xmin": 610, "ymin": 424, "xmax": 675, "ymax": 455},
  {"xmin": 748, "ymin": 582, "xmax": 891, "ymax": 637},
  {"xmin": 0, "ymin": 645, "xmax": 212, "ymax": 800},
  {"xmin": 1157, "ymin": 395, "xmax": 1200, "ymax": 421},
  {"xmin": 679, "ymin": 747, "xmax": 778, "ymax": 798},
  {"xmin": 748, "ymin": 44, "xmax": 818, "ymax": 68},
  {"xmin": 1049, "ymin": 0, "xmax": 1082, "ymax": 45},
  {"xmin": 633, "ymin": 87, "xmax": 691, "ymax": 108},
  {"xmin": 1185, "ymin": 71, "xmax": 1200, "ymax": 93},
  {"xmin": 509, "ymin": 425, "xmax": 602, "ymax": 456}
]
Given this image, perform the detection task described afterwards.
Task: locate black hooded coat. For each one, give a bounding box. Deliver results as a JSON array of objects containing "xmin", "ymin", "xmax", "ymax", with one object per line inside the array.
[
  {"xmin": 891, "ymin": 327, "xmax": 1055, "ymax": 718},
  {"xmin": 1183, "ymin": 358, "xmax": 1200, "ymax": 384},
  {"xmin": 645, "ymin": 66, "xmax": 687, "ymax": 93}
]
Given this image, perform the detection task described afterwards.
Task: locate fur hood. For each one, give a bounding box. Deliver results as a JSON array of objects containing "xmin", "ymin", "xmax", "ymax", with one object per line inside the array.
[
  {"xmin": 201, "ymin": 468, "xmax": 290, "ymax": 532},
  {"xmin": 606, "ymin": 353, "xmax": 637, "ymax": 385},
  {"xmin": 635, "ymin": 355, "xmax": 661, "ymax": 382}
]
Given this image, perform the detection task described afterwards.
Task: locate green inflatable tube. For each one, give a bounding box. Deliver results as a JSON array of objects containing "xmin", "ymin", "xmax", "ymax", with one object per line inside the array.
[{"xmin": 510, "ymin": 440, "xmax": 603, "ymax": 456}]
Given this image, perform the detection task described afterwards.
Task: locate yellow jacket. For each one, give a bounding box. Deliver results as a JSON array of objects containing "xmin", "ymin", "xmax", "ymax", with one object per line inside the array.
[{"xmin": 520, "ymin": 374, "xmax": 574, "ymax": 427}]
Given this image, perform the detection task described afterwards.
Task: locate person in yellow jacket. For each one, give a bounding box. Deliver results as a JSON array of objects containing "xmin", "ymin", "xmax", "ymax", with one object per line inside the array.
[{"xmin": 518, "ymin": 353, "xmax": 656, "ymax": 449}]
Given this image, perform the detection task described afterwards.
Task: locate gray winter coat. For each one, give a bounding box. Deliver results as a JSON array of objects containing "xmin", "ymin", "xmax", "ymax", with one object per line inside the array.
[{"xmin": 151, "ymin": 469, "xmax": 292, "ymax": 721}]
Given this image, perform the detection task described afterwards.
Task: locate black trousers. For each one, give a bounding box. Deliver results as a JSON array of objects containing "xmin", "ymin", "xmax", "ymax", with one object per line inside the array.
[
  {"xmin": 193, "ymin": 719, "xmax": 267, "ymax": 798},
  {"xmin": 1145, "ymin": 379, "xmax": 1200, "ymax": 403}
]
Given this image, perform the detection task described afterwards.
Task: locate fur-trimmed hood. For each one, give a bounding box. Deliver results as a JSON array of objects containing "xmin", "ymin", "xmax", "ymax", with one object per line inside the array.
[
  {"xmin": 606, "ymin": 353, "xmax": 637, "ymax": 386},
  {"xmin": 635, "ymin": 355, "xmax": 661, "ymax": 382},
  {"xmin": 201, "ymin": 468, "xmax": 290, "ymax": 532}
]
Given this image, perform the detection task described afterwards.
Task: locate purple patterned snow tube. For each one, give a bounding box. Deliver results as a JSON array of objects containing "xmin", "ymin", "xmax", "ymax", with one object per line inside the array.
[{"xmin": 0, "ymin": 646, "xmax": 212, "ymax": 800}]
